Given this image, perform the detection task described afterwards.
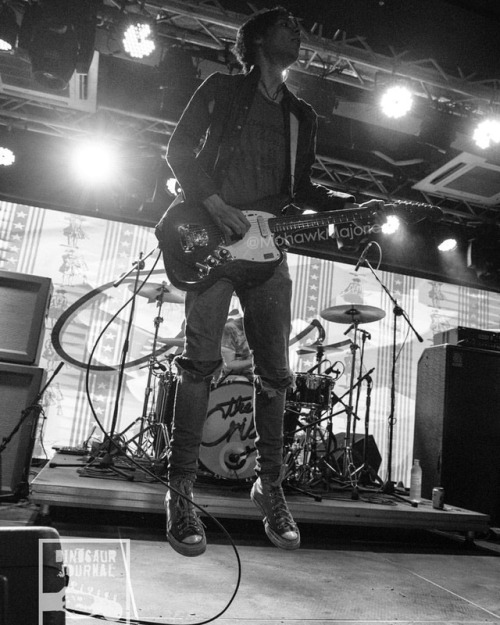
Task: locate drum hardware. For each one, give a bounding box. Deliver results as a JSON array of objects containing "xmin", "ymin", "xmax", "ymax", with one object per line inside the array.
[
  {"xmin": 129, "ymin": 282, "xmax": 185, "ymax": 304},
  {"xmin": 295, "ymin": 338, "xmax": 351, "ymax": 356},
  {"xmin": 320, "ymin": 304, "xmax": 385, "ymax": 487},
  {"xmin": 131, "ymin": 283, "xmax": 177, "ymax": 459}
]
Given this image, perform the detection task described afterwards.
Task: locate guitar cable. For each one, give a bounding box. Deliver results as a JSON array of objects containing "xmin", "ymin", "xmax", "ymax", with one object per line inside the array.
[{"xmin": 62, "ymin": 251, "xmax": 242, "ymax": 624}]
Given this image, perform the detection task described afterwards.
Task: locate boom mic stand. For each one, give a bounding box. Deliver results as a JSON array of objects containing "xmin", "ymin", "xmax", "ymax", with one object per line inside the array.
[
  {"xmin": 81, "ymin": 247, "xmax": 159, "ymax": 480},
  {"xmin": 360, "ymin": 257, "xmax": 423, "ymax": 494}
]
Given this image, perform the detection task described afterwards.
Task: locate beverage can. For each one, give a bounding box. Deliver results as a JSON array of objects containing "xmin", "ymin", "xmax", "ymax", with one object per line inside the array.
[{"xmin": 432, "ymin": 487, "xmax": 445, "ymax": 509}]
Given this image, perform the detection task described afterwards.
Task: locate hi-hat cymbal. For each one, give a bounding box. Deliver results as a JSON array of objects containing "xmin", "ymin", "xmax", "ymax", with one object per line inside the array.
[
  {"xmin": 130, "ymin": 283, "xmax": 185, "ymax": 304},
  {"xmin": 296, "ymin": 339, "xmax": 351, "ymax": 355},
  {"xmin": 320, "ymin": 304, "xmax": 386, "ymax": 324}
]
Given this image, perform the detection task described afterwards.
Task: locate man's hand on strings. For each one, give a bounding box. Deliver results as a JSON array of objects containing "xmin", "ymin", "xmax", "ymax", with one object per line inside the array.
[{"xmin": 203, "ymin": 194, "xmax": 251, "ymax": 240}]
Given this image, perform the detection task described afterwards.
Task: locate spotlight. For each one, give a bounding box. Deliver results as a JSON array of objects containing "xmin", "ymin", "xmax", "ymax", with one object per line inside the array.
[
  {"xmin": 467, "ymin": 234, "xmax": 500, "ymax": 282},
  {"xmin": 473, "ymin": 118, "xmax": 500, "ymax": 150},
  {"xmin": 381, "ymin": 215, "xmax": 400, "ymax": 235},
  {"xmin": 0, "ymin": 4, "xmax": 19, "ymax": 52},
  {"xmin": 122, "ymin": 19, "xmax": 156, "ymax": 59},
  {"xmin": 18, "ymin": 0, "xmax": 97, "ymax": 91},
  {"xmin": 70, "ymin": 139, "xmax": 119, "ymax": 186},
  {"xmin": 0, "ymin": 147, "xmax": 15, "ymax": 166},
  {"xmin": 437, "ymin": 237, "xmax": 458, "ymax": 252},
  {"xmin": 380, "ymin": 84, "xmax": 413, "ymax": 119}
]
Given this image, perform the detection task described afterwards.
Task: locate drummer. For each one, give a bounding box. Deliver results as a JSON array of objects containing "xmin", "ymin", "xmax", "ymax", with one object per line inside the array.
[{"xmin": 219, "ymin": 310, "xmax": 254, "ymax": 384}]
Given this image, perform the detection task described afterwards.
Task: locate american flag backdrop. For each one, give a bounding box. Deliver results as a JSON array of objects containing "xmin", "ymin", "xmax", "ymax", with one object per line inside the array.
[{"xmin": 2, "ymin": 199, "xmax": 500, "ymax": 486}]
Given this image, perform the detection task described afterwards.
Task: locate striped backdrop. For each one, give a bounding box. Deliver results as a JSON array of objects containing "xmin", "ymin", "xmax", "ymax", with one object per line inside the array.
[{"xmin": 2, "ymin": 200, "xmax": 500, "ymax": 486}]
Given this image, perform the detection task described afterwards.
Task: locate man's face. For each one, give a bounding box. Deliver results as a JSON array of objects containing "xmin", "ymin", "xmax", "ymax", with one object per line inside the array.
[{"xmin": 259, "ymin": 14, "xmax": 301, "ymax": 68}]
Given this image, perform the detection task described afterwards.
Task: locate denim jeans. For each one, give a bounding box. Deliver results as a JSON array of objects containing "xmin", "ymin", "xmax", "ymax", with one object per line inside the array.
[{"xmin": 168, "ymin": 260, "xmax": 293, "ymax": 480}]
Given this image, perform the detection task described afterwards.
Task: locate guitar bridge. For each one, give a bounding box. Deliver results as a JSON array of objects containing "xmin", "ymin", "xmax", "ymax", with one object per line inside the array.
[{"xmin": 178, "ymin": 225, "xmax": 209, "ymax": 252}]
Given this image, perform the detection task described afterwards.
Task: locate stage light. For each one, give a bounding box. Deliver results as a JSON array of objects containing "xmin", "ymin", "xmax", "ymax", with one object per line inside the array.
[
  {"xmin": 473, "ymin": 118, "xmax": 500, "ymax": 149},
  {"xmin": 0, "ymin": 4, "xmax": 19, "ymax": 52},
  {"xmin": 122, "ymin": 20, "xmax": 156, "ymax": 59},
  {"xmin": 380, "ymin": 84, "xmax": 413, "ymax": 119},
  {"xmin": 70, "ymin": 139, "xmax": 119, "ymax": 186},
  {"xmin": 437, "ymin": 237, "xmax": 458, "ymax": 252},
  {"xmin": 18, "ymin": 0, "xmax": 97, "ymax": 91},
  {"xmin": 0, "ymin": 147, "xmax": 15, "ymax": 166},
  {"xmin": 467, "ymin": 234, "xmax": 500, "ymax": 282},
  {"xmin": 381, "ymin": 215, "xmax": 400, "ymax": 235}
]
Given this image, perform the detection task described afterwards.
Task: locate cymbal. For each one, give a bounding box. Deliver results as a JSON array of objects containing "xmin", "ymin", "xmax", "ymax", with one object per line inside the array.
[
  {"xmin": 296, "ymin": 339, "xmax": 351, "ymax": 355},
  {"xmin": 320, "ymin": 304, "xmax": 386, "ymax": 324},
  {"xmin": 130, "ymin": 283, "xmax": 185, "ymax": 304}
]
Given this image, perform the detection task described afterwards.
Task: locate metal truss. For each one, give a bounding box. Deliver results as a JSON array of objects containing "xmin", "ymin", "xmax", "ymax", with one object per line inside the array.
[{"xmin": 1, "ymin": 0, "xmax": 499, "ymax": 226}]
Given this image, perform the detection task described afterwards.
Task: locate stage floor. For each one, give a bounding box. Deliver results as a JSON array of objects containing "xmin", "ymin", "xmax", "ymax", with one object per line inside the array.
[{"xmin": 30, "ymin": 453, "xmax": 490, "ymax": 536}]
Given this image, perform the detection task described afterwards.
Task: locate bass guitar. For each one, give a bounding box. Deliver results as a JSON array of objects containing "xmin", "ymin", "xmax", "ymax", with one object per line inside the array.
[{"xmin": 156, "ymin": 198, "xmax": 441, "ymax": 291}]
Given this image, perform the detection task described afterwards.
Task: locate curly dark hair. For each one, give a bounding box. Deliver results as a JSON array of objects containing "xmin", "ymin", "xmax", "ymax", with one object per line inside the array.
[{"xmin": 232, "ymin": 6, "xmax": 291, "ymax": 73}]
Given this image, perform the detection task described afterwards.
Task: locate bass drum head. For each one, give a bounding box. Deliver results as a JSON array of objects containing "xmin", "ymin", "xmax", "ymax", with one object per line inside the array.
[{"xmin": 200, "ymin": 381, "xmax": 256, "ymax": 480}]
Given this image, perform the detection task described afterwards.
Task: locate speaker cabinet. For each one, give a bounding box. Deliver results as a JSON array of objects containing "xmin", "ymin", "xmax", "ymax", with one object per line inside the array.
[
  {"xmin": 0, "ymin": 270, "xmax": 52, "ymax": 365},
  {"xmin": 414, "ymin": 345, "xmax": 500, "ymax": 525},
  {"xmin": 0, "ymin": 362, "xmax": 45, "ymax": 498}
]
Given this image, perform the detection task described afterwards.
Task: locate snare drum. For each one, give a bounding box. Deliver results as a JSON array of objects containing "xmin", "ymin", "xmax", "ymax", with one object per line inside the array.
[
  {"xmin": 286, "ymin": 372, "xmax": 334, "ymax": 409},
  {"xmin": 200, "ymin": 381, "xmax": 256, "ymax": 480}
]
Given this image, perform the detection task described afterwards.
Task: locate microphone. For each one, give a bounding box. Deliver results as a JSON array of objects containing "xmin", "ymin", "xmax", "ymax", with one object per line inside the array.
[
  {"xmin": 324, "ymin": 364, "xmax": 341, "ymax": 376},
  {"xmin": 354, "ymin": 241, "xmax": 374, "ymax": 272}
]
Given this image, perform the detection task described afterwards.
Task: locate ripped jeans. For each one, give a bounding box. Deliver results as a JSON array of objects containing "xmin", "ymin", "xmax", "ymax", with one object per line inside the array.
[{"xmin": 168, "ymin": 261, "xmax": 293, "ymax": 480}]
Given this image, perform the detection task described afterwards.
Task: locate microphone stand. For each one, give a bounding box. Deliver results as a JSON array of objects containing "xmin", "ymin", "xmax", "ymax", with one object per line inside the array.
[
  {"xmin": 362, "ymin": 258, "xmax": 423, "ymax": 494},
  {"xmin": 81, "ymin": 247, "xmax": 158, "ymax": 480}
]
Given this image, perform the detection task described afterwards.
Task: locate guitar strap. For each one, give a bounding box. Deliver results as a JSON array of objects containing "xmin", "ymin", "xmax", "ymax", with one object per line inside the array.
[{"xmin": 289, "ymin": 111, "xmax": 299, "ymax": 198}]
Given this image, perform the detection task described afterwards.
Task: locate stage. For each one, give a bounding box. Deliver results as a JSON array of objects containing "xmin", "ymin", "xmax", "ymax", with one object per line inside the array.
[{"xmin": 30, "ymin": 453, "xmax": 490, "ymax": 536}]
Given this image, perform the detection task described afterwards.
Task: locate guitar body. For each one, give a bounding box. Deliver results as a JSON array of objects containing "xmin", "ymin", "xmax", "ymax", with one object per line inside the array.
[
  {"xmin": 156, "ymin": 197, "xmax": 441, "ymax": 291},
  {"xmin": 157, "ymin": 201, "xmax": 284, "ymax": 291}
]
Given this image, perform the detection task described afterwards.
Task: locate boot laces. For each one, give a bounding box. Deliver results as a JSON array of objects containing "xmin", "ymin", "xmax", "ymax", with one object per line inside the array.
[{"xmin": 171, "ymin": 479, "xmax": 204, "ymax": 535}]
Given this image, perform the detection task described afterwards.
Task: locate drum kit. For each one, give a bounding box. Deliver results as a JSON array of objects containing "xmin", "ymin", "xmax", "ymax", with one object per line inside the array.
[
  {"xmin": 122, "ymin": 280, "xmax": 387, "ymax": 491},
  {"xmin": 282, "ymin": 304, "xmax": 386, "ymax": 493}
]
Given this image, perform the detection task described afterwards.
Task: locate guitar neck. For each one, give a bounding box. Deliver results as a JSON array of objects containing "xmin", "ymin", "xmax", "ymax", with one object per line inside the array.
[
  {"xmin": 269, "ymin": 206, "xmax": 375, "ymax": 235},
  {"xmin": 268, "ymin": 201, "xmax": 440, "ymax": 234}
]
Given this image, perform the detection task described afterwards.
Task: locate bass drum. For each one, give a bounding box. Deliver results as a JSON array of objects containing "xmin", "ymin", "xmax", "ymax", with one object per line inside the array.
[{"xmin": 200, "ymin": 381, "xmax": 256, "ymax": 480}]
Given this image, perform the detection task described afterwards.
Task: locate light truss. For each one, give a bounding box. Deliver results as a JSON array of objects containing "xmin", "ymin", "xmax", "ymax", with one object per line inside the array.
[{"xmin": 1, "ymin": 0, "xmax": 499, "ymax": 227}]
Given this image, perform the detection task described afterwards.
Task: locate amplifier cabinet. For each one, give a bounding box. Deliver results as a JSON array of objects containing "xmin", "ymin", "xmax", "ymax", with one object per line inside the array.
[
  {"xmin": 414, "ymin": 345, "xmax": 500, "ymax": 525},
  {"xmin": 0, "ymin": 362, "xmax": 45, "ymax": 498},
  {"xmin": 0, "ymin": 270, "xmax": 52, "ymax": 365}
]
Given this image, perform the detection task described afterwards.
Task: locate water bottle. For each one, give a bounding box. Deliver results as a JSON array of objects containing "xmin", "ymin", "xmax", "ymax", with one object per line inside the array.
[{"xmin": 410, "ymin": 458, "xmax": 422, "ymax": 502}]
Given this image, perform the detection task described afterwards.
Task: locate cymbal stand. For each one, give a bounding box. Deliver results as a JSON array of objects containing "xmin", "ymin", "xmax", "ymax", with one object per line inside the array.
[
  {"xmin": 136, "ymin": 285, "xmax": 169, "ymax": 454},
  {"xmin": 351, "ymin": 327, "xmax": 370, "ymax": 443},
  {"xmin": 352, "ymin": 371, "xmax": 383, "ymax": 487},
  {"xmin": 340, "ymin": 317, "xmax": 361, "ymax": 485}
]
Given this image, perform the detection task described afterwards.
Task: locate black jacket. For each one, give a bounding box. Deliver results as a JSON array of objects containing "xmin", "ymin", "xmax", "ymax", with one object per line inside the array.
[{"xmin": 166, "ymin": 66, "xmax": 354, "ymax": 211}]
